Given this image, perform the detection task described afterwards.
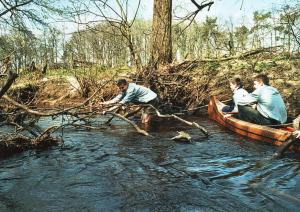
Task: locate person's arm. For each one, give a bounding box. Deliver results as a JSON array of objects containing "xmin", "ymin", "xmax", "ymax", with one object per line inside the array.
[
  {"xmin": 237, "ymin": 90, "xmax": 259, "ymax": 106},
  {"xmin": 100, "ymin": 93, "xmax": 123, "ymax": 105},
  {"xmin": 104, "ymin": 104, "xmax": 121, "ymax": 113},
  {"xmin": 100, "ymin": 93, "xmax": 125, "ymax": 115},
  {"xmin": 119, "ymin": 86, "xmax": 136, "ymax": 104}
]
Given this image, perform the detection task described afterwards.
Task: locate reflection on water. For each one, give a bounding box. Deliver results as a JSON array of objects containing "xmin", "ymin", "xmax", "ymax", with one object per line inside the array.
[{"xmin": 0, "ymin": 116, "xmax": 300, "ymax": 211}]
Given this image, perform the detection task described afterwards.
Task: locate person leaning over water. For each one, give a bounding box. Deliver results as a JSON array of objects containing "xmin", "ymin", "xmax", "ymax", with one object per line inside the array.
[
  {"xmin": 100, "ymin": 79, "xmax": 159, "ymax": 123},
  {"xmin": 234, "ymin": 74, "xmax": 287, "ymax": 125},
  {"xmin": 222, "ymin": 77, "xmax": 249, "ymax": 113}
]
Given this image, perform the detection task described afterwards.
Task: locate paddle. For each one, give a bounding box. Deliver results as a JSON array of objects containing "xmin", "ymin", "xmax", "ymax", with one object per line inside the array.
[
  {"xmin": 272, "ymin": 135, "xmax": 298, "ymax": 159},
  {"xmin": 273, "ymin": 116, "xmax": 300, "ymax": 159}
]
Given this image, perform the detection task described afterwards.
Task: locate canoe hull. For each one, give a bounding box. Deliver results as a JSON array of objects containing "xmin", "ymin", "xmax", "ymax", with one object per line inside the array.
[{"xmin": 208, "ymin": 96, "xmax": 300, "ymax": 151}]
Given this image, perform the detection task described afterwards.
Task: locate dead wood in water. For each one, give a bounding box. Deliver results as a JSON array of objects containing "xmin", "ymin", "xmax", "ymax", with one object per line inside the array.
[
  {"xmin": 148, "ymin": 104, "xmax": 208, "ymax": 136},
  {"xmin": 0, "ymin": 126, "xmax": 62, "ymax": 159},
  {"xmin": 108, "ymin": 112, "xmax": 150, "ymax": 136}
]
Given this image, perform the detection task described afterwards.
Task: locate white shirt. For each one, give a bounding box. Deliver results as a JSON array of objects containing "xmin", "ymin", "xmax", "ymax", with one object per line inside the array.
[{"xmin": 232, "ymin": 87, "xmax": 249, "ymax": 112}]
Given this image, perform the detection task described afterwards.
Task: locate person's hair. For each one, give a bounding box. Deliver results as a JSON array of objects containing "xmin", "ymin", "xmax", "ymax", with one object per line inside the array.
[
  {"xmin": 116, "ymin": 79, "xmax": 127, "ymax": 86},
  {"xmin": 254, "ymin": 74, "xmax": 269, "ymax": 85},
  {"xmin": 229, "ymin": 77, "xmax": 243, "ymax": 88}
]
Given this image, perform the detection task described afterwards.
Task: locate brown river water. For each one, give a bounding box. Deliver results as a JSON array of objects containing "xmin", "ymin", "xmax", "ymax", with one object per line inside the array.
[{"xmin": 0, "ymin": 115, "xmax": 300, "ymax": 211}]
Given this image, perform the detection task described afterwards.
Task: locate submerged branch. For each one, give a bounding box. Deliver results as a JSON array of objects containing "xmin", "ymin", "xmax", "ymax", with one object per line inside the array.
[
  {"xmin": 147, "ymin": 104, "xmax": 208, "ymax": 136},
  {"xmin": 108, "ymin": 111, "xmax": 149, "ymax": 136}
]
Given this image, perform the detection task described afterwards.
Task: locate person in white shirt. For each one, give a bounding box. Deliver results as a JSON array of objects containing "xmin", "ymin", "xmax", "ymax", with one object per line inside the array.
[
  {"xmin": 222, "ymin": 77, "xmax": 249, "ymax": 113},
  {"xmin": 100, "ymin": 79, "xmax": 158, "ymax": 123}
]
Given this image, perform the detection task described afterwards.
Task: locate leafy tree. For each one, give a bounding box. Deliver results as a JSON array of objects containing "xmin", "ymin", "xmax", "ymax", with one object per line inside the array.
[
  {"xmin": 235, "ymin": 25, "xmax": 249, "ymax": 51},
  {"xmin": 250, "ymin": 11, "xmax": 272, "ymax": 48},
  {"xmin": 0, "ymin": 0, "xmax": 65, "ymax": 30},
  {"xmin": 279, "ymin": 5, "xmax": 300, "ymax": 52}
]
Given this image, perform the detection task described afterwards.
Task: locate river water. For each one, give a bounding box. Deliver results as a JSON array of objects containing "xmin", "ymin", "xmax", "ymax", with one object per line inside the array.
[{"xmin": 0, "ymin": 115, "xmax": 300, "ymax": 211}]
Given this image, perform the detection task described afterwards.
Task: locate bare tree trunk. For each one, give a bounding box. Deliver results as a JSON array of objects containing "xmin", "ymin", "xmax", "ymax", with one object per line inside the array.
[
  {"xmin": 0, "ymin": 71, "xmax": 18, "ymax": 98},
  {"xmin": 149, "ymin": 0, "xmax": 172, "ymax": 68},
  {"xmin": 127, "ymin": 34, "xmax": 142, "ymax": 71}
]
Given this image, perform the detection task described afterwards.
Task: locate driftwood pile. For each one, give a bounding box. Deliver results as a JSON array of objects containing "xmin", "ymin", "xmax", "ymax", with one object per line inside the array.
[{"xmin": 0, "ymin": 131, "xmax": 61, "ymax": 159}]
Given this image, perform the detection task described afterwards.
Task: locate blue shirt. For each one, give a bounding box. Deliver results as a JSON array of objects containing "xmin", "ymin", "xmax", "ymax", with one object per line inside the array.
[
  {"xmin": 111, "ymin": 83, "xmax": 157, "ymax": 104},
  {"xmin": 238, "ymin": 85, "xmax": 287, "ymax": 124}
]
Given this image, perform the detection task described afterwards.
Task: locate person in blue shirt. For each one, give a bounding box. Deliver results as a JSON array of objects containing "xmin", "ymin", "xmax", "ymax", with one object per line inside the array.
[
  {"xmin": 235, "ymin": 74, "xmax": 287, "ymax": 125},
  {"xmin": 222, "ymin": 77, "xmax": 249, "ymax": 113},
  {"xmin": 100, "ymin": 79, "xmax": 158, "ymax": 123}
]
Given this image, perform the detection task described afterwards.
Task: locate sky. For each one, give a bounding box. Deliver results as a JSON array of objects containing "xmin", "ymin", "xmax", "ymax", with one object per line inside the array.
[
  {"xmin": 139, "ymin": 0, "xmax": 295, "ymax": 25},
  {"xmin": 56, "ymin": 0, "xmax": 297, "ymax": 33}
]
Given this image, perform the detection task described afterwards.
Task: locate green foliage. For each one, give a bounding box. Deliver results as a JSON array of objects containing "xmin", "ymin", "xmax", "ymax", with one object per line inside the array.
[
  {"xmin": 208, "ymin": 61, "xmax": 220, "ymax": 73},
  {"xmin": 255, "ymin": 61, "xmax": 278, "ymax": 73},
  {"xmin": 0, "ymin": 0, "xmax": 67, "ymax": 30}
]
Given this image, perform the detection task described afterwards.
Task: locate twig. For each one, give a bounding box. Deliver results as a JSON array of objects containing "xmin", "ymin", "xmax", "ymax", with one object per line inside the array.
[
  {"xmin": 108, "ymin": 112, "xmax": 149, "ymax": 136},
  {"xmin": 148, "ymin": 104, "xmax": 208, "ymax": 136}
]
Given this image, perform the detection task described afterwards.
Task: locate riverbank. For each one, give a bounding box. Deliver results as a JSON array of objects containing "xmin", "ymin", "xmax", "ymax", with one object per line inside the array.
[{"xmin": 7, "ymin": 54, "xmax": 300, "ymax": 117}]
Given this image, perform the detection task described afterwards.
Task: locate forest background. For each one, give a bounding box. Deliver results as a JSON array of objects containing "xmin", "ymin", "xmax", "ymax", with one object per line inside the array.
[{"xmin": 0, "ymin": 0, "xmax": 299, "ymax": 116}]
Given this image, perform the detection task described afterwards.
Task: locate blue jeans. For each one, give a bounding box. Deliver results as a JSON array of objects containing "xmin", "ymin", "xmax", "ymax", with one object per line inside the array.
[{"xmin": 222, "ymin": 100, "xmax": 235, "ymax": 112}]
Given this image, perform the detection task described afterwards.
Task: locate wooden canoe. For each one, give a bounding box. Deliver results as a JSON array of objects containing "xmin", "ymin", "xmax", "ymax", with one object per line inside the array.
[{"xmin": 208, "ymin": 96, "xmax": 300, "ymax": 151}]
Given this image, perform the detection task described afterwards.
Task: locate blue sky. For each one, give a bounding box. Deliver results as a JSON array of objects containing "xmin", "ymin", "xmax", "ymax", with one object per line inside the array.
[
  {"xmin": 57, "ymin": 0, "xmax": 296, "ymax": 33},
  {"xmin": 138, "ymin": 0, "xmax": 295, "ymax": 25}
]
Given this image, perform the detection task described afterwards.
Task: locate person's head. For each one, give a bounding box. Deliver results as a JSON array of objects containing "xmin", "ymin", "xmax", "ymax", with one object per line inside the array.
[
  {"xmin": 116, "ymin": 79, "xmax": 128, "ymax": 92},
  {"xmin": 229, "ymin": 77, "xmax": 243, "ymax": 91},
  {"xmin": 253, "ymin": 74, "xmax": 269, "ymax": 89}
]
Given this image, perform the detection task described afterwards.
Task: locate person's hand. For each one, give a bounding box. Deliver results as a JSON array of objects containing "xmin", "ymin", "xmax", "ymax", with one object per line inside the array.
[
  {"xmin": 251, "ymin": 104, "xmax": 257, "ymax": 109},
  {"xmin": 224, "ymin": 113, "xmax": 232, "ymax": 118},
  {"xmin": 293, "ymin": 130, "xmax": 300, "ymax": 139},
  {"xmin": 99, "ymin": 102, "xmax": 108, "ymax": 105}
]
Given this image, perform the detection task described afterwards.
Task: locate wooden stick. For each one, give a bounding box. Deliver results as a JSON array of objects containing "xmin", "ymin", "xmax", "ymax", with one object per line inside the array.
[
  {"xmin": 124, "ymin": 106, "xmax": 143, "ymax": 118},
  {"xmin": 108, "ymin": 112, "xmax": 149, "ymax": 136},
  {"xmin": 105, "ymin": 106, "xmax": 142, "ymax": 125},
  {"xmin": 148, "ymin": 104, "xmax": 208, "ymax": 136},
  {"xmin": 181, "ymin": 99, "xmax": 232, "ymax": 113},
  {"xmin": 272, "ymin": 135, "xmax": 298, "ymax": 159}
]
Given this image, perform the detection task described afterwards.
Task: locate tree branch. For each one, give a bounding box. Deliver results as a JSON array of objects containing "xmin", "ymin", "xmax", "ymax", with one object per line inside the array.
[{"xmin": 0, "ymin": 0, "xmax": 34, "ymax": 17}]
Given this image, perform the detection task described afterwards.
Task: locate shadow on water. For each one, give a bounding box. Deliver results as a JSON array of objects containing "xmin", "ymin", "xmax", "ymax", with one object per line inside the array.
[{"xmin": 0, "ymin": 115, "xmax": 300, "ymax": 211}]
